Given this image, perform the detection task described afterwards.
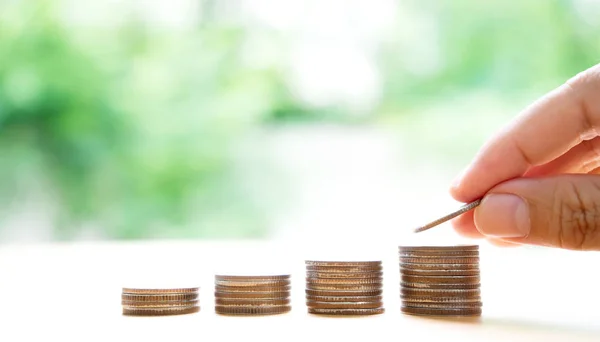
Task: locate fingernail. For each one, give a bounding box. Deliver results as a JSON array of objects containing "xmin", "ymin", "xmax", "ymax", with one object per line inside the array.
[{"xmin": 474, "ymin": 194, "xmax": 530, "ymax": 238}]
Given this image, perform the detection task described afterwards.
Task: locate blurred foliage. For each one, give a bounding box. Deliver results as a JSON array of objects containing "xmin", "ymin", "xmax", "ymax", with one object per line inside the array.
[{"xmin": 0, "ymin": 0, "xmax": 598, "ymax": 240}]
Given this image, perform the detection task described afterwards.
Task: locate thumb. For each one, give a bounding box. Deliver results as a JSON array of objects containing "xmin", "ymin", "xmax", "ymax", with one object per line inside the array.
[{"xmin": 473, "ymin": 175, "xmax": 600, "ymax": 250}]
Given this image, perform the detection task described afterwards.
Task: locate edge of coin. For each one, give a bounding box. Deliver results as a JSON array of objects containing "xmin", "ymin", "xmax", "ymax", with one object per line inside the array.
[
  {"xmin": 215, "ymin": 305, "xmax": 291, "ymax": 316},
  {"xmin": 122, "ymin": 288, "xmax": 199, "ymax": 294},
  {"xmin": 308, "ymin": 307, "xmax": 385, "ymax": 316},
  {"xmin": 123, "ymin": 306, "xmax": 200, "ymax": 316}
]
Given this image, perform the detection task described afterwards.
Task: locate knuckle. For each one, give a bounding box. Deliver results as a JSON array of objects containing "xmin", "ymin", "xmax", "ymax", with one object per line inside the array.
[
  {"xmin": 567, "ymin": 64, "xmax": 600, "ymax": 91},
  {"xmin": 555, "ymin": 180, "xmax": 600, "ymax": 250}
]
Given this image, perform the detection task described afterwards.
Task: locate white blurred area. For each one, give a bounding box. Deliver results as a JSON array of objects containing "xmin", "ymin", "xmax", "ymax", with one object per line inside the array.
[
  {"xmin": 263, "ymin": 124, "xmax": 466, "ymax": 247},
  {"xmin": 0, "ymin": 0, "xmax": 475, "ymax": 244}
]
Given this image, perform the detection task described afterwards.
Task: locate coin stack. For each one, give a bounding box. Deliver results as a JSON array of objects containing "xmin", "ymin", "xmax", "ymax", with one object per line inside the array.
[
  {"xmin": 121, "ymin": 287, "xmax": 200, "ymax": 316},
  {"xmin": 214, "ymin": 275, "xmax": 291, "ymax": 316},
  {"xmin": 305, "ymin": 261, "xmax": 385, "ymax": 316},
  {"xmin": 399, "ymin": 245, "xmax": 482, "ymax": 317}
]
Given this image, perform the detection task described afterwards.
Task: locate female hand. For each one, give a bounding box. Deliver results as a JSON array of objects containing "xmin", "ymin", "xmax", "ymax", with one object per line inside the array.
[{"xmin": 450, "ymin": 63, "xmax": 600, "ymax": 250}]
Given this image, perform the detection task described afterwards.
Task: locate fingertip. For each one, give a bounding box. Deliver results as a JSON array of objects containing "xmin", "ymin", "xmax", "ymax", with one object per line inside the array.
[{"xmin": 449, "ymin": 168, "xmax": 481, "ymax": 203}]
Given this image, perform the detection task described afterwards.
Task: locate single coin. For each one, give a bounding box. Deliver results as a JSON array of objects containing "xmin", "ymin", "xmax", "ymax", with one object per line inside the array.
[
  {"xmin": 401, "ymin": 274, "xmax": 480, "ymax": 284},
  {"xmin": 122, "ymin": 300, "xmax": 199, "ymax": 308},
  {"xmin": 402, "ymin": 302, "xmax": 482, "ymax": 309},
  {"xmin": 399, "ymin": 250, "xmax": 479, "ymax": 256},
  {"xmin": 308, "ymin": 307, "xmax": 384, "ymax": 315},
  {"xmin": 215, "ymin": 279, "xmax": 291, "ymax": 287},
  {"xmin": 123, "ymin": 306, "xmax": 200, "ymax": 316},
  {"xmin": 121, "ymin": 293, "xmax": 199, "ymax": 302},
  {"xmin": 306, "ymin": 295, "xmax": 383, "ymax": 303},
  {"xmin": 306, "ymin": 277, "xmax": 382, "ymax": 285},
  {"xmin": 305, "ymin": 261, "xmax": 381, "ymax": 267},
  {"xmin": 306, "ymin": 283, "xmax": 383, "ymax": 291},
  {"xmin": 401, "ymin": 306, "xmax": 481, "ymax": 317},
  {"xmin": 306, "ymin": 301, "xmax": 382, "ymax": 309},
  {"xmin": 412, "ymin": 199, "xmax": 481, "ymax": 233},
  {"xmin": 122, "ymin": 287, "xmax": 199, "ymax": 294},
  {"xmin": 400, "ymin": 263, "xmax": 479, "ymax": 270},
  {"xmin": 399, "ymin": 252, "xmax": 480, "ymax": 259},
  {"xmin": 306, "ymin": 266, "xmax": 383, "ymax": 273},
  {"xmin": 399, "ymin": 257, "xmax": 479, "ymax": 264},
  {"xmin": 215, "ymin": 298, "xmax": 290, "ymax": 306},
  {"xmin": 401, "ymin": 288, "xmax": 480, "ymax": 297},
  {"xmin": 306, "ymin": 271, "xmax": 383, "ymax": 279},
  {"xmin": 215, "ymin": 291, "xmax": 289, "ymax": 299},
  {"xmin": 399, "ymin": 245, "xmax": 479, "ymax": 252},
  {"xmin": 215, "ymin": 275, "xmax": 290, "ymax": 281},
  {"xmin": 400, "ymin": 268, "xmax": 480, "ymax": 276},
  {"xmin": 401, "ymin": 282, "xmax": 480, "ymax": 290},
  {"xmin": 402, "ymin": 296, "xmax": 481, "ymax": 304},
  {"xmin": 215, "ymin": 285, "xmax": 291, "ymax": 293},
  {"xmin": 215, "ymin": 305, "xmax": 291, "ymax": 316},
  {"xmin": 306, "ymin": 289, "xmax": 383, "ymax": 297}
]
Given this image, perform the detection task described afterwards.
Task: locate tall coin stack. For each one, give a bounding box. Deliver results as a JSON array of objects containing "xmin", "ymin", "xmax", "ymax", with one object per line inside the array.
[
  {"xmin": 399, "ymin": 245, "xmax": 482, "ymax": 317},
  {"xmin": 214, "ymin": 275, "xmax": 291, "ymax": 316},
  {"xmin": 121, "ymin": 287, "xmax": 200, "ymax": 316},
  {"xmin": 305, "ymin": 261, "xmax": 385, "ymax": 316}
]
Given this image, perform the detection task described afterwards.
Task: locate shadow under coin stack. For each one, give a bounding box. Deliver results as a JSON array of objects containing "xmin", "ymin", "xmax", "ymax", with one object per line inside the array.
[
  {"xmin": 214, "ymin": 275, "xmax": 291, "ymax": 315},
  {"xmin": 399, "ymin": 245, "xmax": 482, "ymax": 317},
  {"xmin": 305, "ymin": 261, "xmax": 385, "ymax": 316},
  {"xmin": 121, "ymin": 287, "xmax": 200, "ymax": 316}
]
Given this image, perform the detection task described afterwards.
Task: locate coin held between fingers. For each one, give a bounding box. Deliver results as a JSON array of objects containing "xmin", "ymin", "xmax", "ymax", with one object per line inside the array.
[{"xmin": 413, "ymin": 199, "xmax": 482, "ymax": 233}]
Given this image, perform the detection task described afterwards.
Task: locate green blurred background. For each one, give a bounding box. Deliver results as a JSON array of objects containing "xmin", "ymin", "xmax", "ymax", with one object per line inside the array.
[{"xmin": 0, "ymin": 0, "xmax": 598, "ymax": 242}]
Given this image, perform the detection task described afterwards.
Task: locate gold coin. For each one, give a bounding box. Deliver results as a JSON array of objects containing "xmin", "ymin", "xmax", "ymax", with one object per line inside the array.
[
  {"xmin": 400, "ymin": 263, "xmax": 479, "ymax": 271},
  {"xmin": 402, "ymin": 302, "xmax": 482, "ymax": 309},
  {"xmin": 401, "ymin": 282, "xmax": 480, "ymax": 290},
  {"xmin": 306, "ymin": 266, "xmax": 383, "ymax": 273},
  {"xmin": 308, "ymin": 307, "xmax": 384, "ymax": 315},
  {"xmin": 305, "ymin": 261, "xmax": 381, "ymax": 267},
  {"xmin": 306, "ymin": 277, "xmax": 382, "ymax": 285},
  {"xmin": 399, "ymin": 257, "xmax": 479, "ymax": 264},
  {"xmin": 401, "ymin": 306, "xmax": 481, "ymax": 317},
  {"xmin": 122, "ymin": 287, "xmax": 199, "ymax": 294},
  {"xmin": 399, "ymin": 250, "xmax": 479, "ymax": 258},
  {"xmin": 122, "ymin": 300, "xmax": 199, "ymax": 308},
  {"xmin": 215, "ymin": 291, "xmax": 290, "ymax": 299},
  {"xmin": 401, "ymin": 288, "xmax": 480, "ymax": 298},
  {"xmin": 402, "ymin": 296, "xmax": 481, "ymax": 304},
  {"xmin": 215, "ymin": 275, "xmax": 290, "ymax": 281},
  {"xmin": 400, "ymin": 268, "xmax": 480, "ymax": 276},
  {"xmin": 401, "ymin": 274, "xmax": 480, "ymax": 284},
  {"xmin": 305, "ymin": 289, "xmax": 383, "ymax": 297},
  {"xmin": 399, "ymin": 245, "xmax": 479, "ymax": 252},
  {"xmin": 306, "ymin": 283, "xmax": 382, "ymax": 291},
  {"xmin": 215, "ymin": 285, "xmax": 291, "ymax": 293},
  {"xmin": 215, "ymin": 298, "xmax": 290, "ymax": 306},
  {"xmin": 215, "ymin": 279, "xmax": 291, "ymax": 287},
  {"xmin": 121, "ymin": 293, "xmax": 199, "ymax": 302},
  {"xmin": 306, "ymin": 295, "xmax": 383, "ymax": 302},
  {"xmin": 123, "ymin": 306, "xmax": 200, "ymax": 316},
  {"xmin": 306, "ymin": 301, "xmax": 383, "ymax": 309},
  {"xmin": 306, "ymin": 271, "xmax": 383, "ymax": 279},
  {"xmin": 215, "ymin": 305, "xmax": 291, "ymax": 316}
]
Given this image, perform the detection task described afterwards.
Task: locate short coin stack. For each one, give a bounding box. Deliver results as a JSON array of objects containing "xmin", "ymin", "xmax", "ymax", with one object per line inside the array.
[
  {"xmin": 305, "ymin": 260, "xmax": 385, "ymax": 316},
  {"xmin": 121, "ymin": 287, "xmax": 200, "ymax": 316},
  {"xmin": 399, "ymin": 245, "xmax": 482, "ymax": 317},
  {"xmin": 214, "ymin": 275, "xmax": 291, "ymax": 315}
]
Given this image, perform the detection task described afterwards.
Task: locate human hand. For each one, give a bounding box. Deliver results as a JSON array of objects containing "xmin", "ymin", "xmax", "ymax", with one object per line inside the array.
[{"xmin": 450, "ymin": 64, "xmax": 600, "ymax": 250}]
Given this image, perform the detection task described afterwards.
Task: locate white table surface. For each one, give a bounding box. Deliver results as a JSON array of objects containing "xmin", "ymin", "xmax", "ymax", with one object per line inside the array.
[{"xmin": 1, "ymin": 239, "xmax": 600, "ymax": 342}]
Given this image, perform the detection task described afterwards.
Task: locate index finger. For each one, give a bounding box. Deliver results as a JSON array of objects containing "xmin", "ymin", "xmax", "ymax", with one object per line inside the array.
[{"xmin": 450, "ymin": 65, "xmax": 600, "ymax": 202}]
